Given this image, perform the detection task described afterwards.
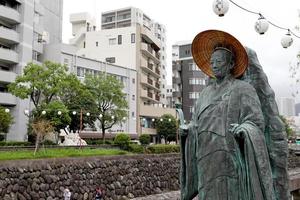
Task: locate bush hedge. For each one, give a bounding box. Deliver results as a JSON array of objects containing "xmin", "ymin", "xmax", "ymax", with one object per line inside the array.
[
  {"xmin": 128, "ymin": 144, "xmax": 144, "ymax": 153},
  {"xmin": 146, "ymin": 144, "xmax": 180, "ymax": 154},
  {"xmin": 85, "ymin": 139, "xmax": 114, "ymax": 145},
  {"xmin": 139, "ymin": 134, "xmax": 151, "ymax": 145},
  {"xmin": 114, "ymin": 133, "xmax": 131, "ymax": 149},
  {"xmin": 0, "ymin": 141, "xmax": 32, "ymax": 146}
]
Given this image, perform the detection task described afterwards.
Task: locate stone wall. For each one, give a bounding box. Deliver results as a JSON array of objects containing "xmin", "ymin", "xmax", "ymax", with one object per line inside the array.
[{"xmin": 0, "ymin": 154, "xmax": 180, "ymax": 200}]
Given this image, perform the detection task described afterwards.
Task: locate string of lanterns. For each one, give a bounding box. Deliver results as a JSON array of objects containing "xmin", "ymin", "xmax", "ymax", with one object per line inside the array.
[{"xmin": 212, "ymin": 0, "xmax": 300, "ymax": 48}]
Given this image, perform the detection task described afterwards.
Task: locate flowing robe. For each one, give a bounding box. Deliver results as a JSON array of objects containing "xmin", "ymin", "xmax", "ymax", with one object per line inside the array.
[{"xmin": 180, "ymin": 76, "xmax": 275, "ymax": 200}]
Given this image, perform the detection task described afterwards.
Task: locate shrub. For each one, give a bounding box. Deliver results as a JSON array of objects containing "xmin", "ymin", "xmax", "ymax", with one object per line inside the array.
[
  {"xmin": 114, "ymin": 133, "xmax": 131, "ymax": 149},
  {"xmin": 41, "ymin": 140, "xmax": 57, "ymax": 145},
  {"xmin": 85, "ymin": 139, "xmax": 114, "ymax": 145},
  {"xmin": 128, "ymin": 144, "xmax": 144, "ymax": 153},
  {"xmin": 139, "ymin": 134, "xmax": 151, "ymax": 145},
  {"xmin": 146, "ymin": 144, "xmax": 180, "ymax": 154},
  {"xmin": 0, "ymin": 141, "xmax": 31, "ymax": 146}
]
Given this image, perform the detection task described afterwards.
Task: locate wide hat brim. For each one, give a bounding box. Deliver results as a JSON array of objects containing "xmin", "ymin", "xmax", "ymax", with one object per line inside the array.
[{"xmin": 191, "ymin": 30, "xmax": 248, "ymax": 78}]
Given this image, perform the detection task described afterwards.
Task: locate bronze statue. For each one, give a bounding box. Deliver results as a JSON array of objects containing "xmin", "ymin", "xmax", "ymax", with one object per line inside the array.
[{"xmin": 179, "ymin": 30, "xmax": 288, "ymax": 200}]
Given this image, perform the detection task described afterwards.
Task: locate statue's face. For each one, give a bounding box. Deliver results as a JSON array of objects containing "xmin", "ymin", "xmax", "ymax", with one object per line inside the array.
[{"xmin": 210, "ymin": 49, "xmax": 234, "ymax": 79}]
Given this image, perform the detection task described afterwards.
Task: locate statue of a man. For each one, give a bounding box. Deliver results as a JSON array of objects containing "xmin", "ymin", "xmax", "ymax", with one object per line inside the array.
[{"xmin": 179, "ymin": 30, "xmax": 283, "ymax": 200}]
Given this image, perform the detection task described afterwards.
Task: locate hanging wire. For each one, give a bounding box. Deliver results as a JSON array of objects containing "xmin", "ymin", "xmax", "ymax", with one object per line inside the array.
[{"xmin": 228, "ymin": 0, "xmax": 300, "ymax": 38}]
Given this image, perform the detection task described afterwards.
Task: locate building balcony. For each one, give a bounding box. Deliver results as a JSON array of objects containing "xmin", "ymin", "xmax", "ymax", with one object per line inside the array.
[
  {"xmin": 141, "ymin": 43, "xmax": 160, "ymax": 64},
  {"xmin": 141, "ymin": 74, "xmax": 160, "ymax": 92},
  {"xmin": 0, "ymin": 26, "xmax": 19, "ymax": 44},
  {"xmin": 0, "ymin": 47, "xmax": 18, "ymax": 64},
  {"xmin": 0, "ymin": 5, "xmax": 20, "ymax": 25},
  {"xmin": 0, "ymin": 92, "xmax": 17, "ymax": 106},
  {"xmin": 141, "ymin": 26, "xmax": 161, "ymax": 50},
  {"xmin": 172, "ymin": 63, "xmax": 181, "ymax": 71},
  {"xmin": 141, "ymin": 58, "xmax": 161, "ymax": 79},
  {"xmin": 155, "ymin": 67, "xmax": 160, "ymax": 75},
  {"xmin": 172, "ymin": 91, "xmax": 182, "ymax": 98},
  {"xmin": 172, "ymin": 77, "xmax": 181, "ymax": 84},
  {"xmin": 155, "ymin": 82, "xmax": 160, "ymax": 89},
  {"xmin": 0, "ymin": 70, "xmax": 17, "ymax": 83},
  {"xmin": 155, "ymin": 94, "xmax": 160, "ymax": 101},
  {"xmin": 140, "ymin": 104, "xmax": 176, "ymax": 118},
  {"xmin": 141, "ymin": 89, "xmax": 159, "ymax": 104},
  {"xmin": 33, "ymin": 40, "xmax": 43, "ymax": 53}
]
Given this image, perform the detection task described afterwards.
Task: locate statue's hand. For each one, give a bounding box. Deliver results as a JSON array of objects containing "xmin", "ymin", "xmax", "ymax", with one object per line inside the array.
[
  {"xmin": 229, "ymin": 123, "xmax": 246, "ymax": 139},
  {"xmin": 179, "ymin": 124, "xmax": 189, "ymax": 137}
]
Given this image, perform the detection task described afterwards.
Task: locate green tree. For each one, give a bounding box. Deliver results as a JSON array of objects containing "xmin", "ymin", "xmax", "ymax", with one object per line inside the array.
[
  {"xmin": 139, "ymin": 134, "xmax": 151, "ymax": 145},
  {"xmin": 279, "ymin": 115, "xmax": 294, "ymax": 138},
  {"xmin": 8, "ymin": 61, "xmax": 68, "ymax": 108},
  {"xmin": 59, "ymin": 74, "xmax": 97, "ymax": 133},
  {"xmin": 37, "ymin": 101, "xmax": 71, "ymax": 133},
  {"xmin": 155, "ymin": 114, "xmax": 177, "ymax": 143},
  {"xmin": 114, "ymin": 133, "xmax": 131, "ymax": 149},
  {"xmin": 0, "ymin": 106, "xmax": 13, "ymax": 139},
  {"xmin": 85, "ymin": 73, "xmax": 128, "ymax": 143}
]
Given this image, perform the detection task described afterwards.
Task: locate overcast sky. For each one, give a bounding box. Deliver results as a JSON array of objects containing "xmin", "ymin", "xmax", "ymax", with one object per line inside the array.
[{"xmin": 62, "ymin": 0, "xmax": 300, "ymax": 101}]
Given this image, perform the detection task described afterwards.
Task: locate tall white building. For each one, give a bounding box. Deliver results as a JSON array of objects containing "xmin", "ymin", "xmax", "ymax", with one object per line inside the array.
[
  {"xmin": 0, "ymin": 0, "xmax": 63, "ymax": 141},
  {"xmin": 69, "ymin": 8, "xmax": 174, "ymax": 137},
  {"xmin": 277, "ymin": 97, "xmax": 295, "ymax": 117}
]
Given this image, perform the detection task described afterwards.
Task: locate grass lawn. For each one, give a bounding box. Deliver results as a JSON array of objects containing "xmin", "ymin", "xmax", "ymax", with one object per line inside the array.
[{"xmin": 0, "ymin": 148, "xmax": 129, "ymax": 161}]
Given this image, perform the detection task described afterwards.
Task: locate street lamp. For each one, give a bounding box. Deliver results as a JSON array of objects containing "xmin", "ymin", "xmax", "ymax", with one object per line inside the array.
[
  {"xmin": 41, "ymin": 110, "xmax": 46, "ymax": 115},
  {"xmin": 72, "ymin": 111, "xmax": 77, "ymax": 115},
  {"xmin": 57, "ymin": 111, "xmax": 62, "ymax": 115},
  {"xmin": 168, "ymin": 118, "xmax": 172, "ymax": 122},
  {"xmin": 4, "ymin": 108, "xmax": 10, "ymax": 113}
]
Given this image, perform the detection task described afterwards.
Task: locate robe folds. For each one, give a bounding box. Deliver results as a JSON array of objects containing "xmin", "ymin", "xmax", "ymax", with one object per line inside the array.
[{"xmin": 180, "ymin": 76, "xmax": 275, "ymax": 200}]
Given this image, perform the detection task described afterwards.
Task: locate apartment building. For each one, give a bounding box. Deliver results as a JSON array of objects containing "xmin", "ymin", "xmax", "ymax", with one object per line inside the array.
[
  {"xmin": 69, "ymin": 8, "xmax": 174, "ymax": 136},
  {"xmin": 0, "ymin": 0, "xmax": 63, "ymax": 141},
  {"xmin": 277, "ymin": 97, "xmax": 296, "ymax": 117},
  {"xmin": 172, "ymin": 41, "xmax": 207, "ymax": 121},
  {"xmin": 43, "ymin": 43, "xmax": 137, "ymax": 134}
]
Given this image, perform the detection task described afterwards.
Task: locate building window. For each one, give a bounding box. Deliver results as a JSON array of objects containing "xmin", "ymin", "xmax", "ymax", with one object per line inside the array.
[
  {"xmin": 132, "ymin": 95, "xmax": 135, "ymax": 100},
  {"xmin": 189, "ymin": 63, "xmax": 199, "ymax": 71},
  {"xmin": 118, "ymin": 35, "xmax": 122, "ymax": 45},
  {"xmin": 189, "ymin": 78, "xmax": 206, "ymax": 85},
  {"xmin": 106, "ymin": 57, "xmax": 115, "ymax": 63},
  {"xmin": 162, "ymin": 94, "xmax": 165, "ymax": 98},
  {"xmin": 96, "ymin": 42, "xmax": 98, "ymax": 46},
  {"xmin": 131, "ymin": 112, "xmax": 135, "ymax": 117},
  {"xmin": 131, "ymin": 33, "xmax": 135, "ymax": 43},
  {"xmin": 132, "ymin": 78, "xmax": 135, "ymax": 84},
  {"xmin": 109, "ymin": 38, "xmax": 116, "ymax": 45},
  {"xmin": 189, "ymin": 92, "xmax": 200, "ymax": 99},
  {"xmin": 83, "ymin": 42, "xmax": 86, "ymax": 48},
  {"xmin": 185, "ymin": 49, "xmax": 190, "ymax": 55},
  {"xmin": 189, "ymin": 106, "xmax": 194, "ymax": 113}
]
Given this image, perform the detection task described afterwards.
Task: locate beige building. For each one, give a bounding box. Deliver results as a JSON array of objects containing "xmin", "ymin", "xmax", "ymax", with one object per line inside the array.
[{"xmin": 69, "ymin": 8, "xmax": 174, "ymax": 137}]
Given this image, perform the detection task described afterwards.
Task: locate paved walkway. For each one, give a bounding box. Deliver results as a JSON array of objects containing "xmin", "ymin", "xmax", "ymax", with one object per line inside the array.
[
  {"xmin": 132, "ymin": 191, "xmax": 198, "ymax": 200},
  {"xmin": 132, "ymin": 191, "xmax": 180, "ymax": 200}
]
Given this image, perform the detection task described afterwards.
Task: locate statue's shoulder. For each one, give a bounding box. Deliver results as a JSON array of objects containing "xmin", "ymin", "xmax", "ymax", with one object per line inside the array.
[{"xmin": 232, "ymin": 79, "xmax": 256, "ymax": 92}]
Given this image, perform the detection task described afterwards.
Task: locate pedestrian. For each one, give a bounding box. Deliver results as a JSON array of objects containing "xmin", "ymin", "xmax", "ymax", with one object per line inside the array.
[
  {"xmin": 95, "ymin": 187, "xmax": 103, "ymax": 200},
  {"xmin": 63, "ymin": 188, "xmax": 71, "ymax": 200}
]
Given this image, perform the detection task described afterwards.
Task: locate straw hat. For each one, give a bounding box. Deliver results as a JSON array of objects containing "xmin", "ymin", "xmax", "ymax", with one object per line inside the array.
[{"xmin": 191, "ymin": 30, "xmax": 248, "ymax": 78}]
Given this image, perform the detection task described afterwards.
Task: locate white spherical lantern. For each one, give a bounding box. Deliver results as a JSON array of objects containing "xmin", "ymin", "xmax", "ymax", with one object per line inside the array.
[
  {"xmin": 281, "ymin": 31, "xmax": 293, "ymax": 48},
  {"xmin": 72, "ymin": 111, "xmax": 77, "ymax": 115},
  {"xmin": 254, "ymin": 16, "xmax": 269, "ymax": 35},
  {"xmin": 86, "ymin": 112, "xmax": 90, "ymax": 116},
  {"xmin": 57, "ymin": 111, "xmax": 62, "ymax": 115},
  {"xmin": 212, "ymin": 0, "xmax": 229, "ymax": 17},
  {"xmin": 152, "ymin": 118, "xmax": 155, "ymax": 122},
  {"xmin": 41, "ymin": 110, "xmax": 46, "ymax": 115},
  {"xmin": 5, "ymin": 108, "xmax": 10, "ymax": 113}
]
